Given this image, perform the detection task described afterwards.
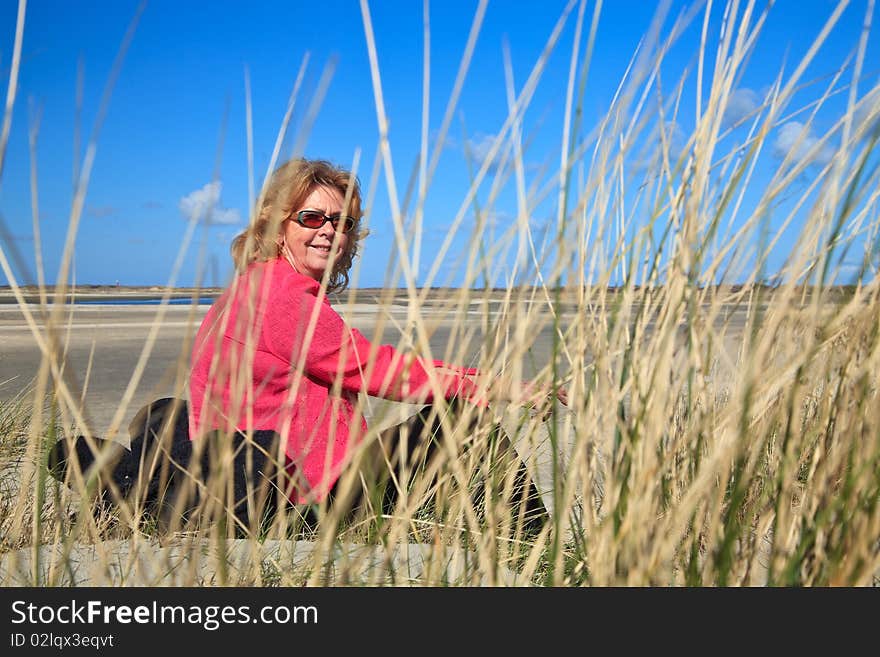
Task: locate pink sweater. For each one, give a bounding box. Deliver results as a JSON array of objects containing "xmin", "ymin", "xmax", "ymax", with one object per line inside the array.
[{"xmin": 188, "ymin": 258, "xmax": 483, "ymax": 502}]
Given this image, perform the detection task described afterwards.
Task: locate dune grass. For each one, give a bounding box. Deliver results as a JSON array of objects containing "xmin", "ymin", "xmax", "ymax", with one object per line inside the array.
[{"xmin": 0, "ymin": 0, "xmax": 879, "ymax": 586}]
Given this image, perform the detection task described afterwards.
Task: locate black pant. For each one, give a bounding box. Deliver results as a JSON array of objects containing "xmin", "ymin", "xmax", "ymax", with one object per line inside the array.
[
  {"xmin": 48, "ymin": 398, "xmax": 547, "ymax": 536},
  {"xmin": 48, "ymin": 398, "xmax": 288, "ymax": 535},
  {"xmin": 321, "ymin": 403, "xmax": 547, "ymax": 534}
]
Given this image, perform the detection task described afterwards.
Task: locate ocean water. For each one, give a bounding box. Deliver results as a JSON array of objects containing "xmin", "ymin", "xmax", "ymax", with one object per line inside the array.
[{"xmin": 76, "ymin": 297, "xmax": 216, "ymax": 306}]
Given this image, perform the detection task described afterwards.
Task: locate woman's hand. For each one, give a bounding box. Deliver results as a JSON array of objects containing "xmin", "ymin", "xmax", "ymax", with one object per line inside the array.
[
  {"xmin": 429, "ymin": 362, "xmax": 568, "ymax": 416},
  {"xmin": 519, "ymin": 380, "xmax": 569, "ymax": 419}
]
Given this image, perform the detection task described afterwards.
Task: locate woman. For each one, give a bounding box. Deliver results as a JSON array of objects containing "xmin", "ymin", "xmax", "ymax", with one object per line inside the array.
[
  {"xmin": 188, "ymin": 159, "xmax": 478, "ymax": 504},
  {"xmin": 50, "ymin": 158, "xmax": 560, "ymax": 535}
]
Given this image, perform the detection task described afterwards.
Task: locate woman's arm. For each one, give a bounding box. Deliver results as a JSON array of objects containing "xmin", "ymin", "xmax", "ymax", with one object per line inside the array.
[{"xmin": 264, "ymin": 286, "xmax": 486, "ymax": 404}]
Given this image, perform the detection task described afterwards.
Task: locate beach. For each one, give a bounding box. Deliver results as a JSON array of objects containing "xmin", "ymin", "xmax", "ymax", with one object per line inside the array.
[
  {"xmin": 0, "ymin": 286, "xmax": 754, "ymax": 437},
  {"xmin": 0, "ymin": 288, "xmax": 557, "ymax": 432}
]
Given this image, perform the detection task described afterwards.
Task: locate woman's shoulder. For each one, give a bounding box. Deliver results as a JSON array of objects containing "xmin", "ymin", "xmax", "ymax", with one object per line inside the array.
[
  {"xmin": 269, "ymin": 259, "xmax": 322, "ymax": 297},
  {"xmin": 239, "ymin": 258, "xmax": 313, "ymax": 290},
  {"xmin": 243, "ymin": 258, "xmax": 325, "ymax": 312}
]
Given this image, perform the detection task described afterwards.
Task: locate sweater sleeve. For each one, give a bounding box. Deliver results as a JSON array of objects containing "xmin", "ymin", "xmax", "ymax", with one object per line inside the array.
[{"xmin": 263, "ymin": 282, "xmax": 486, "ymax": 405}]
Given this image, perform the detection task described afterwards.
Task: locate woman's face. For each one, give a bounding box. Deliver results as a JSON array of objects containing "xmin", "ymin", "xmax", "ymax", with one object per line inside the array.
[{"xmin": 280, "ymin": 186, "xmax": 349, "ymax": 282}]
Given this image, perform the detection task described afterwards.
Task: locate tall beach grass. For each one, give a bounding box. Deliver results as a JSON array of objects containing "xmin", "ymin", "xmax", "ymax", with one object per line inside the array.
[{"xmin": 0, "ymin": 0, "xmax": 878, "ymax": 586}]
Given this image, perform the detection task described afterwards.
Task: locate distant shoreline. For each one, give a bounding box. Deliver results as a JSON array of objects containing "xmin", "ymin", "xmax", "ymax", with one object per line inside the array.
[
  {"xmin": 0, "ymin": 283, "xmax": 861, "ymax": 306},
  {"xmin": 0, "ymin": 287, "xmax": 222, "ymax": 305}
]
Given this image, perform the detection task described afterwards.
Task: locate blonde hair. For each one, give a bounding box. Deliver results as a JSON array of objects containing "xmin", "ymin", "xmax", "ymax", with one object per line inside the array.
[{"xmin": 231, "ymin": 158, "xmax": 366, "ymax": 293}]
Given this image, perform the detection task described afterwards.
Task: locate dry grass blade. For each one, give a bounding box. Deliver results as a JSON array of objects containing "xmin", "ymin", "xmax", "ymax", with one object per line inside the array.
[{"xmin": 1, "ymin": 0, "xmax": 878, "ymax": 588}]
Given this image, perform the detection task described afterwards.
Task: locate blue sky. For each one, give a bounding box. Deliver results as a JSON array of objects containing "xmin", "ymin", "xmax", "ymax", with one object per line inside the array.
[{"xmin": 0, "ymin": 0, "xmax": 877, "ymax": 288}]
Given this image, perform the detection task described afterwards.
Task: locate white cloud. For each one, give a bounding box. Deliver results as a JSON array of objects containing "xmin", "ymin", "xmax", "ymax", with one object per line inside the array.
[
  {"xmin": 635, "ymin": 120, "xmax": 687, "ymax": 174},
  {"xmin": 833, "ymin": 260, "xmax": 865, "ymax": 283},
  {"xmin": 179, "ymin": 181, "xmax": 241, "ymax": 225},
  {"xmin": 723, "ymin": 88, "xmax": 759, "ymax": 127},
  {"xmin": 465, "ymin": 133, "xmax": 497, "ymax": 168},
  {"xmin": 854, "ymin": 89, "xmax": 880, "ymax": 137},
  {"xmin": 773, "ymin": 121, "xmax": 835, "ymax": 166},
  {"xmin": 430, "ymin": 130, "xmax": 458, "ymax": 151}
]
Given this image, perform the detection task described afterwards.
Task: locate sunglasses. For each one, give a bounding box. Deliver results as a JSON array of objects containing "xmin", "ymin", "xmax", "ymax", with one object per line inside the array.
[{"xmin": 290, "ymin": 209, "xmax": 357, "ymax": 233}]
